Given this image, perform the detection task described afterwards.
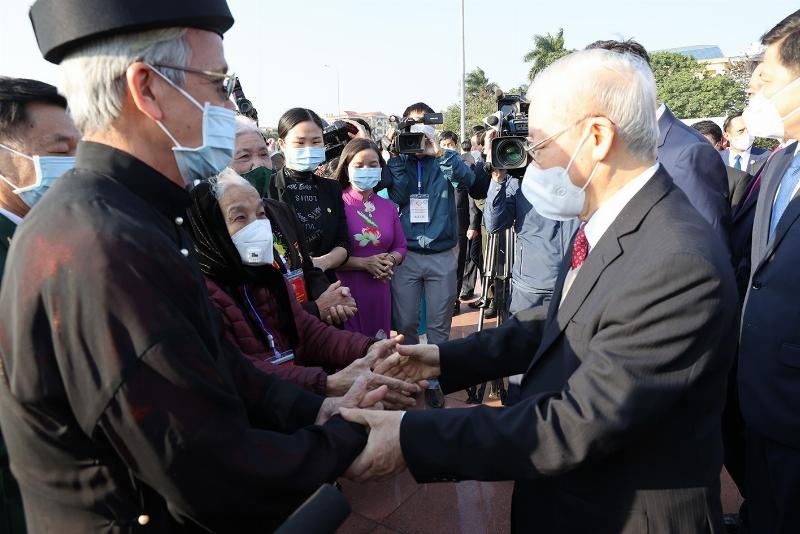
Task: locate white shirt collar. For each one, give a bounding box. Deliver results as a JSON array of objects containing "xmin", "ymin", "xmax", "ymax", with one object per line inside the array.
[
  {"xmin": 0, "ymin": 206, "xmax": 22, "ymax": 225},
  {"xmin": 583, "ymin": 163, "xmax": 660, "ymax": 249},
  {"xmin": 656, "ymin": 104, "xmax": 666, "ymax": 120},
  {"xmin": 729, "ymin": 148, "xmax": 752, "ymax": 167}
]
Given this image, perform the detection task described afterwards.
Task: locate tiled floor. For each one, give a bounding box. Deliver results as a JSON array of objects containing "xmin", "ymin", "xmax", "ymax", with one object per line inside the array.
[{"xmin": 337, "ymin": 301, "xmax": 742, "ymax": 534}]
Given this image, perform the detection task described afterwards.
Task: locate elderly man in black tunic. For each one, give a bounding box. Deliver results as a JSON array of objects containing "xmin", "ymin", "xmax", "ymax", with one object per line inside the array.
[{"xmin": 0, "ymin": 1, "xmax": 404, "ymax": 532}]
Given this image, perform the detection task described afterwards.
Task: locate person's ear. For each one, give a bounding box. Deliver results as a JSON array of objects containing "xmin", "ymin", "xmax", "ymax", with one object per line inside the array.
[
  {"xmin": 589, "ymin": 118, "xmax": 614, "ymax": 161},
  {"xmin": 126, "ymin": 62, "xmax": 165, "ymax": 121},
  {"xmin": 277, "ymin": 138, "xmax": 286, "ymax": 152}
]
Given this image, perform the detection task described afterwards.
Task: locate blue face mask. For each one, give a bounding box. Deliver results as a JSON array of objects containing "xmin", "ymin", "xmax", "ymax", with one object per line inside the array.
[
  {"xmin": 149, "ymin": 65, "xmax": 236, "ymax": 185},
  {"xmin": 350, "ymin": 166, "xmax": 382, "ymax": 191},
  {"xmin": 284, "ymin": 147, "xmax": 325, "ymax": 172},
  {"xmin": 0, "ymin": 142, "xmax": 74, "ymax": 208}
]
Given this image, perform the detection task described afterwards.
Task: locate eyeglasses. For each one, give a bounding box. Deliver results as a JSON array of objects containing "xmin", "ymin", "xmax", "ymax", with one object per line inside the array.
[
  {"xmin": 150, "ymin": 63, "xmax": 237, "ymax": 99},
  {"xmin": 523, "ymin": 116, "xmax": 615, "ymax": 163}
]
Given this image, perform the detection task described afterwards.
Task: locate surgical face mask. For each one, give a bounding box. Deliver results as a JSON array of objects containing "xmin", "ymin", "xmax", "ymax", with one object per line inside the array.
[
  {"xmin": 350, "ymin": 167, "xmax": 381, "ymax": 191},
  {"xmin": 729, "ymin": 132, "xmax": 754, "ymax": 152},
  {"xmin": 470, "ymin": 150, "xmax": 484, "ymax": 161},
  {"xmin": 742, "ymin": 77, "xmax": 800, "ymax": 140},
  {"xmin": 148, "ymin": 65, "xmax": 236, "ymax": 185},
  {"xmin": 241, "ymin": 166, "xmax": 274, "ymax": 197},
  {"xmin": 284, "ymin": 146, "xmax": 325, "ymax": 172},
  {"xmin": 520, "ymin": 128, "xmax": 598, "ymax": 221},
  {"xmin": 231, "ymin": 218, "xmax": 274, "ymax": 266},
  {"xmin": 0, "ymin": 142, "xmax": 74, "ymax": 208}
]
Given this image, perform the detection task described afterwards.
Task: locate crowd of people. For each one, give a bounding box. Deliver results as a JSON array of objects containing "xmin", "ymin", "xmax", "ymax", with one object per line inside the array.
[{"xmin": 0, "ymin": 0, "xmax": 799, "ymax": 532}]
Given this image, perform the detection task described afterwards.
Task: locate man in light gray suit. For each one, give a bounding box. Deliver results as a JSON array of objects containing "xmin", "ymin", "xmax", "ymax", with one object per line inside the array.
[{"xmin": 339, "ymin": 49, "xmax": 738, "ymax": 534}]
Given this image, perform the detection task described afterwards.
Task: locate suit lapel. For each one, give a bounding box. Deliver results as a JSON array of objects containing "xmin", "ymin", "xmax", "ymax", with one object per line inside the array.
[
  {"xmin": 751, "ymin": 144, "xmax": 797, "ymax": 266},
  {"xmin": 656, "ymin": 108, "xmax": 673, "ymax": 149},
  {"xmin": 524, "ymin": 168, "xmax": 673, "ymax": 377},
  {"xmin": 755, "ymin": 195, "xmax": 800, "ymax": 274}
]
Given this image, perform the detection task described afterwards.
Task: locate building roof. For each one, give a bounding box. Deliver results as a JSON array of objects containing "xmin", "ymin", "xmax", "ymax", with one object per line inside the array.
[{"xmin": 661, "ymin": 45, "xmax": 726, "ymax": 61}]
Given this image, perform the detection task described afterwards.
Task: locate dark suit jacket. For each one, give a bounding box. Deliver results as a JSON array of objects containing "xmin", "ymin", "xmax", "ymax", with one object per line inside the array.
[
  {"xmin": 657, "ymin": 106, "xmax": 732, "ymax": 250},
  {"xmin": 400, "ymin": 167, "xmax": 738, "ymax": 534},
  {"xmin": 738, "ymin": 141, "xmax": 800, "ymax": 447},
  {"xmin": 726, "ymin": 166, "xmax": 753, "ymax": 209}
]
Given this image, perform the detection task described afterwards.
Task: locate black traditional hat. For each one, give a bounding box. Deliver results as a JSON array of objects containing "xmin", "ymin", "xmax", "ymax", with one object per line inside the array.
[{"xmin": 29, "ymin": 0, "xmax": 234, "ymax": 64}]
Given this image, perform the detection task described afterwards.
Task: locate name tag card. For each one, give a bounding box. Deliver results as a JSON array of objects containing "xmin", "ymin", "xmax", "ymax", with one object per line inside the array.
[{"xmin": 410, "ymin": 194, "xmax": 430, "ymax": 223}]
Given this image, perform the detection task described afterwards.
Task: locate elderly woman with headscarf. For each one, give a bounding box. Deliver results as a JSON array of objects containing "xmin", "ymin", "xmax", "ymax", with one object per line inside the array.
[
  {"xmin": 187, "ymin": 168, "xmax": 419, "ymax": 404},
  {"xmin": 231, "ymin": 114, "xmax": 357, "ymax": 325}
]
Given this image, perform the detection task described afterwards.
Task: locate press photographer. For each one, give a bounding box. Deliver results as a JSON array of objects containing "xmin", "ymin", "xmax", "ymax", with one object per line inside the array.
[{"xmin": 377, "ymin": 102, "xmax": 476, "ymax": 408}]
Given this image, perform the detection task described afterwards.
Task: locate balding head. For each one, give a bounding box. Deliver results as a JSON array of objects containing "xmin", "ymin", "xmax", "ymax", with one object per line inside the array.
[{"xmin": 527, "ymin": 49, "xmax": 658, "ymax": 162}]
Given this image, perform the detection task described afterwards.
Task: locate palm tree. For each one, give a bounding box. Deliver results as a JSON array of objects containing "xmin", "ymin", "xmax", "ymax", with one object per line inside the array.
[
  {"xmin": 523, "ymin": 28, "xmax": 572, "ymax": 81},
  {"xmin": 465, "ymin": 67, "xmax": 498, "ymax": 98}
]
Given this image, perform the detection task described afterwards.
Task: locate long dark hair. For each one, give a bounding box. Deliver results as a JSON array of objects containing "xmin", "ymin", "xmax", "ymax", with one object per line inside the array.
[
  {"xmin": 187, "ymin": 181, "xmax": 299, "ymax": 347},
  {"xmin": 277, "ymin": 107, "xmax": 325, "ymax": 139},
  {"xmin": 332, "ymin": 138, "xmax": 385, "ymax": 190}
]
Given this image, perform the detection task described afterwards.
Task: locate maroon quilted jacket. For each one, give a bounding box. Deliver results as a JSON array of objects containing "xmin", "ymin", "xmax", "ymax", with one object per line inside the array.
[{"xmin": 205, "ymin": 276, "xmax": 373, "ymax": 395}]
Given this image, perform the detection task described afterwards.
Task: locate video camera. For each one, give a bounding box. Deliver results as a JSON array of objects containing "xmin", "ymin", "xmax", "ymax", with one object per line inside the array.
[
  {"xmin": 384, "ymin": 112, "xmax": 444, "ymax": 155},
  {"xmin": 232, "ymin": 78, "xmax": 258, "ymax": 123},
  {"xmin": 484, "ymin": 94, "xmax": 529, "ymax": 176},
  {"xmin": 323, "ymin": 120, "xmax": 359, "ymax": 161}
]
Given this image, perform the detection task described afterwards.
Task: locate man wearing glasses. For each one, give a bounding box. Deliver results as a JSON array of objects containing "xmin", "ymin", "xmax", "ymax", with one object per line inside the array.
[
  {"xmin": 341, "ymin": 49, "xmax": 738, "ymax": 534},
  {"xmin": 0, "ymin": 0, "xmax": 391, "ymax": 532}
]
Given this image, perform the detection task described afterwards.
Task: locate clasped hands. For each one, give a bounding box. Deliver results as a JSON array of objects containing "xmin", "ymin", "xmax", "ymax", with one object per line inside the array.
[{"xmin": 338, "ymin": 343, "xmax": 442, "ymax": 482}]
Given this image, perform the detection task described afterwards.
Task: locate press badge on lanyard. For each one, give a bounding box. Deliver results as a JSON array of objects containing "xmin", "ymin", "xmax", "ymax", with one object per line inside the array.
[
  {"xmin": 410, "ymin": 160, "xmax": 429, "ymax": 224},
  {"xmin": 243, "ymin": 287, "xmax": 295, "ymax": 365},
  {"xmin": 285, "ymin": 267, "xmax": 309, "ymax": 304}
]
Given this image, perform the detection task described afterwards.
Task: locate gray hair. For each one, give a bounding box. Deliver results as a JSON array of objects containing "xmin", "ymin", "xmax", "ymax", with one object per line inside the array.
[
  {"xmin": 210, "ymin": 167, "xmax": 255, "ymax": 200},
  {"xmin": 235, "ymin": 114, "xmax": 262, "ymax": 137},
  {"xmin": 527, "ymin": 48, "xmax": 658, "ymax": 161},
  {"xmin": 58, "ymin": 28, "xmax": 190, "ymax": 134}
]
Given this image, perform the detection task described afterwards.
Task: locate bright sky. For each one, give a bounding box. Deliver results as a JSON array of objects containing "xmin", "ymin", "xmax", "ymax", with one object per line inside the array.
[{"xmin": 0, "ymin": 0, "xmax": 796, "ymax": 127}]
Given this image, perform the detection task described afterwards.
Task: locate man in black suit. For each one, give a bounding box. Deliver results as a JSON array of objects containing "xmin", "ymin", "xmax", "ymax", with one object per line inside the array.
[
  {"xmin": 720, "ymin": 113, "xmax": 771, "ymax": 175},
  {"xmin": 737, "ymin": 10, "xmax": 800, "ymax": 534},
  {"xmin": 342, "ymin": 49, "xmax": 738, "ymax": 534},
  {"xmin": 587, "ymin": 40, "xmax": 732, "ymax": 252}
]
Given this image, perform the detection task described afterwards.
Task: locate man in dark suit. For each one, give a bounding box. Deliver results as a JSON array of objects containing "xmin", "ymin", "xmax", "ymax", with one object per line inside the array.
[
  {"xmin": 737, "ymin": 10, "xmax": 800, "ymax": 533},
  {"xmin": 342, "ymin": 49, "xmax": 738, "ymax": 534},
  {"xmin": 720, "ymin": 113, "xmax": 771, "ymax": 175},
  {"xmin": 587, "ymin": 40, "xmax": 732, "ymax": 251}
]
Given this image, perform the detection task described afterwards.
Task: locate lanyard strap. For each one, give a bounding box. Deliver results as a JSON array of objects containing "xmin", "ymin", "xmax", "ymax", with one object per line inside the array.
[
  {"xmin": 417, "ymin": 160, "xmax": 423, "ymax": 194},
  {"xmin": 243, "ymin": 287, "xmax": 278, "ymax": 354}
]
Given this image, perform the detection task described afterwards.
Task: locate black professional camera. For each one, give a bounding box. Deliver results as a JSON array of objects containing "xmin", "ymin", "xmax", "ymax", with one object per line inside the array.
[
  {"xmin": 232, "ymin": 78, "xmax": 258, "ymax": 122},
  {"xmin": 323, "ymin": 120, "xmax": 359, "ymax": 161},
  {"xmin": 484, "ymin": 94, "xmax": 529, "ymax": 175},
  {"xmin": 384, "ymin": 113, "xmax": 444, "ymax": 155}
]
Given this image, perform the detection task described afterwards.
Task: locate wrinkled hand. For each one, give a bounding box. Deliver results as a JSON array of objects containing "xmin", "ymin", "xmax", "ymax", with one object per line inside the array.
[
  {"xmin": 373, "ymin": 343, "xmax": 441, "ymax": 383},
  {"xmin": 326, "ymin": 336, "xmax": 421, "ymax": 409},
  {"xmin": 316, "ymin": 376, "xmax": 387, "ymax": 425},
  {"xmin": 315, "ymin": 281, "xmax": 358, "ymax": 324},
  {"xmin": 466, "ymin": 229, "xmax": 479, "ymax": 241},
  {"xmin": 341, "ymin": 408, "xmax": 406, "ymax": 481}
]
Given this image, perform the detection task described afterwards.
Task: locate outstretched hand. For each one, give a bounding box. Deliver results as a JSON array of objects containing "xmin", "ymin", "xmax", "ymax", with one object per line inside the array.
[
  {"xmin": 316, "ymin": 376, "xmax": 387, "ymax": 425},
  {"xmin": 341, "ymin": 408, "xmax": 406, "ymax": 481},
  {"xmin": 373, "ymin": 343, "xmax": 441, "ymax": 384}
]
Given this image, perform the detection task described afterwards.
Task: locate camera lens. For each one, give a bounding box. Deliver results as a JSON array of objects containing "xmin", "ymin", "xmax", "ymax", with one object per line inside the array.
[{"xmin": 495, "ymin": 138, "xmax": 526, "ymax": 168}]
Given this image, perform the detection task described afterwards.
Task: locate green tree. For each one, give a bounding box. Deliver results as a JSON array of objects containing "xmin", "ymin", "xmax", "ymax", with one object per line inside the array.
[
  {"xmin": 465, "ymin": 67, "xmax": 498, "ymax": 98},
  {"xmin": 523, "ymin": 28, "xmax": 573, "ymax": 81},
  {"xmin": 441, "ymin": 90, "xmax": 498, "ymax": 139},
  {"xmin": 651, "ymin": 52, "xmax": 746, "ymax": 118}
]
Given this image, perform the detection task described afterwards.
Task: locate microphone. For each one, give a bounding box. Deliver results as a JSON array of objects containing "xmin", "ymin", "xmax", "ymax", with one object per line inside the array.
[{"xmin": 274, "ymin": 484, "xmax": 351, "ymax": 534}]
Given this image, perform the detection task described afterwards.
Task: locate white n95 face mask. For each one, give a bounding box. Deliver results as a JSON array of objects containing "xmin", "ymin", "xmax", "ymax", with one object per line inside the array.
[
  {"xmin": 520, "ymin": 129, "xmax": 597, "ymax": 221},
  {"xmin": 231, "ymin": 218, "xmax": 274, "ymax": 266},
  {"xmin": 742, "ymin": 77, "xmax": 800, "ymax": 140}
]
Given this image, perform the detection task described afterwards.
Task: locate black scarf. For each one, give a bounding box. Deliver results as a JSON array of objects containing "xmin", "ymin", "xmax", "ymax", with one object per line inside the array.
[{"xmin": 187, "ymin": 181, "xmax": 299, "ymax": 348}]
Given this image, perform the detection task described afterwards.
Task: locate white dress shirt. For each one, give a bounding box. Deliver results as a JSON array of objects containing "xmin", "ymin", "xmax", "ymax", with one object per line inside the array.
[
  {"xmin": 729, "ymin": 149, "xmax": 752, "ymax": 170},
  {"xmin": 0, "ymin": 206, "xmax": 22, "ymax": 225},
  {"xmin": 560, "ymin": 163, "xmax": 660, "ymax": 305}
]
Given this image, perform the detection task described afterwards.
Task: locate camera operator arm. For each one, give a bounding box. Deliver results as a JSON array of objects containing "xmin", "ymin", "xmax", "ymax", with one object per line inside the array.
[
  {"xmin": 484, "ymin": 177, "xmax": 518, "ymax": 233},
  {"xmin": 438, "ymin": 150, "xmax": 475, "ymax": 189},
  {"xmin": 380, "ymin": 156, "xmax": 412, "ymax": 206}
]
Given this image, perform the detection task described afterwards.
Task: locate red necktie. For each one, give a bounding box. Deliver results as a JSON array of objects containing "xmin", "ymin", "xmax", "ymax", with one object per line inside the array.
[{"xmin": 571, "ymin": 224, "xmax": 589, "ymax": 269}]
